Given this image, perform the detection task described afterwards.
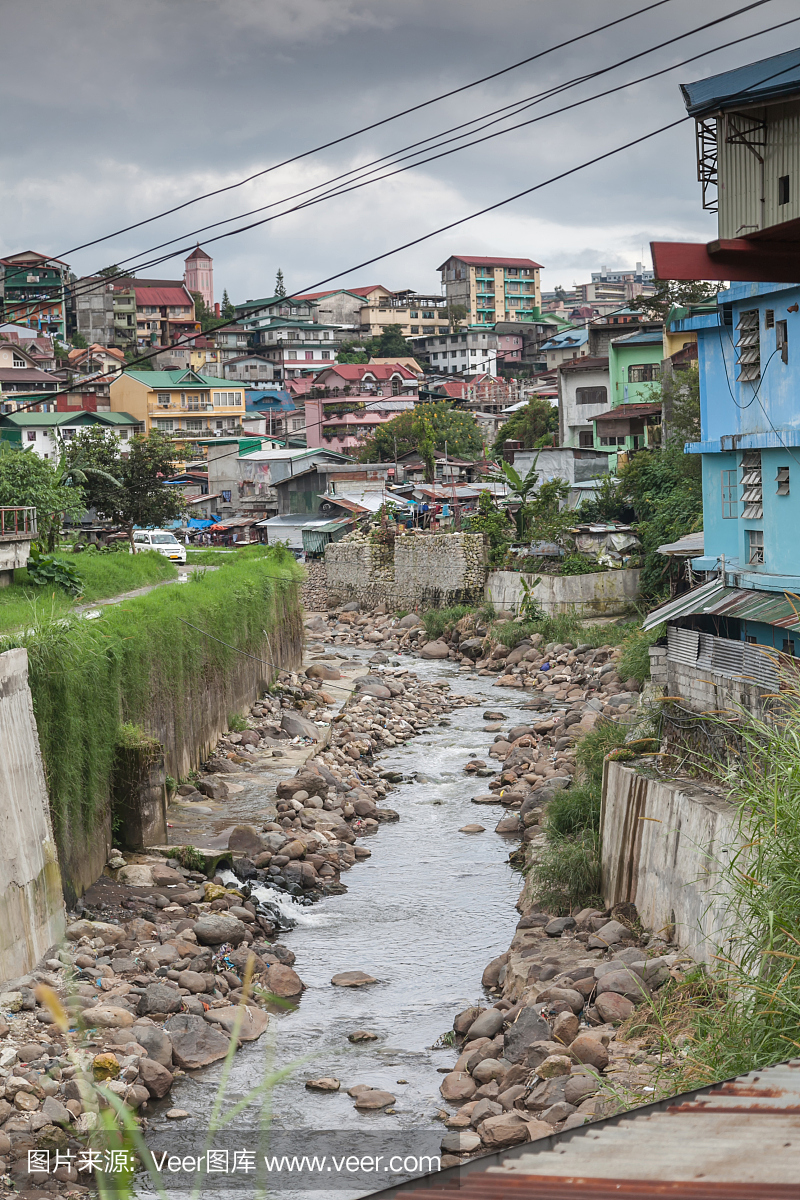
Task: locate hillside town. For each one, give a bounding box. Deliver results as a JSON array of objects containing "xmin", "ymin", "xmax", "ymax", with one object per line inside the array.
[{"xmin": 1, "ymin": 7, "xmax": 800, "ymax": 1200}]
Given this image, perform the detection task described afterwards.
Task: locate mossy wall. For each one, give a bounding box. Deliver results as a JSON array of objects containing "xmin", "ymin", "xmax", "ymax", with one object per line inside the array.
[{"xmin": 7, "ymin": 549, "xmax": 304, "ymax": 902}]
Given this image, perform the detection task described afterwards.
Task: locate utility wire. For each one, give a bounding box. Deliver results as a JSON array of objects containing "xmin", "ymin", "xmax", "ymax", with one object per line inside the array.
[
  {"xmin": 42, "ymin": 0, "xmax": 788, "ymax": 310},
  {"xmin": 57, "ymin": 0, "xmax": 681, "ymax": 259},
  {"xmin": 4, "ymin": 115, "xmax": 692, "ymax": 419}
]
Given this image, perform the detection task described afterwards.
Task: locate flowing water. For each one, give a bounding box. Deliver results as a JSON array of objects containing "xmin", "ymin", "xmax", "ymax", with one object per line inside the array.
[{"xmin": 141, "ymin": 658, "xmax": 532, "ymax": 1196}]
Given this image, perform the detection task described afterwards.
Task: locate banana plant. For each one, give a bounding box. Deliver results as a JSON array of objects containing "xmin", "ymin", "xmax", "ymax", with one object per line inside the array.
[{"xmin": 486, "ymin": 455, "xmax": 540, "ymax": 539}]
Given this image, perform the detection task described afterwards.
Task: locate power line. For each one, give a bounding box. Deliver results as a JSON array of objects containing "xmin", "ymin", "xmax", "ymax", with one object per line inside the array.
[
  {"xmin": 46, "ymin": 0, "xmax": 788, "ymax": 311},
  {"xmin": 57, "ymin": 0, "xmax": 680, "ymax": 260},
  {"xmin": 3, "ymin": 114, "xmax": 693, "ymax": 421}
]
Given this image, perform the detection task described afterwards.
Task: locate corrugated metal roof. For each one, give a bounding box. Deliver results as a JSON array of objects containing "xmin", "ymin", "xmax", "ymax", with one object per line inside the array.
[
  {"xmin": 378, "ymin": 1060, "xmax": 800, "ymax": 1199},
  {"xmin": 657, "ymin": 531, "xmax": 705, "ymax": 555},
  {"xmin": 642, "ymin": 578, "xmax": 725, "ymax": 630},
  {"xmin": 682, "ymin": 47, "xmax": 800, "ymax": 117}
]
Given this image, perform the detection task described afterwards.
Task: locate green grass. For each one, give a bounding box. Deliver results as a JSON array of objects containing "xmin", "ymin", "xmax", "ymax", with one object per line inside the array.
[
  {"xmin": 420, "ymin": 604, "xmax": 476, "ymax": 640},
  {"xmin": 489, "ymin": 613, "xmax": 638, "ymax": 651},
  {"xmin": 617, "ymin": 621, "xmax": 664, "ymax": 685},
  {"xmin": 0, "ymin": 551, "xmax": 178, "ymax": 634},
  {"xmin": 186, "ymin": 545, "xmax": 271, "ymax": 565}
]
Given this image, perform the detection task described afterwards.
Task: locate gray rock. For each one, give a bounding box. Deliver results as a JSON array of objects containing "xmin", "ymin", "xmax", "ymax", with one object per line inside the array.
[
  {"xmin": 524, "ymin": 1075, "xmax": 568, "ymax": 1111},
  {"xmin": 281, "ymin": 712, "xmax": 321, "ymax": 741},
  {"xmin": 466, "ymin": 1007, "xmax": 506, "ymax": 1041},
  {"xmin": 138, "ymin": 1057, "xmax": 174, "ymax": 1098},
  {"xmin": 596, "ymin": 969, "xmax": 650, "ymax": 1003},
  {"xmin": 587, "ymin": 919, "xmax": 629, "ymax": 949},
  {"xmin": 132, "ymin": 1022, "xmax": 173, "ymax": 1067},
  {"xmin": 204, "ymin": 1005, "xmax": 269, "ymax": 1041},
  {"xmin": 470, "ymin": 1098, "xmax": 503, "ymax": 1126},
  {"xmin": 193, "ymin": 914, "xmax": 249, "ymax": 946},
  {"xmin": 565, "ymin": 1074, "xmax": 600, "ymax": 1106},
  {"xmin": 541, "ymin": 1100, "xmax": 577, "ymax": 1125},
  {"xmin": 196, "ymin": 777, "xmax": 229, "ymax": 801},
  {"xmin": 503, "ymin": 1008, "xmax": 551, "ymax": 1064},
  {"xmin": 163, "ymin": 1014, "xmax": 231, "ymax": 1070},
  {"xmin": 41, "ymin": 1096, "xmax": 72, "ymax": 1126},
  {"xmin": 545, "ymin": 916, "xmax": 576, "ymax": 937},
  {"xmin": 227, "ymin": 825, "xmax": 264, "ymax": 856},
  {"xmin": 139, "ymin": 984, "xmax": 183, "ymax": 1016},
  {"xmin": 419, "ymin": 640, "xmax": 450, "ymax": 660},
  {"xmin": 441, "ymin": 1130, "xmax": 481, "ymax": 1155},
  {"xmin": 397, "ymin": 613, "xmax": 422, "ymax": 628}
]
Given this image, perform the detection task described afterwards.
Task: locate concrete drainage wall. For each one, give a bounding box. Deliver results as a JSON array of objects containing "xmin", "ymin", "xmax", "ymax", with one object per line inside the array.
[
  {"xmin": 600, "ymin": 759, "xmax": 739, "ymax": 962},
  {"xmin": 486, "ymin": 569, "xmax": 640, "ymax": 616},
  {"xmin": 0, "ymin": 648, "xmax": 66, "ymax": 978}
]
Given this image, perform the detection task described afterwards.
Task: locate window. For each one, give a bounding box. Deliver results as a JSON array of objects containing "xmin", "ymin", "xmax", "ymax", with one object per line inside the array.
[
  {"xmin": 26, "ymin": 430, "xmax": 36, "ymax": 441},
  {"xmin": 628, "ymin": 363, "xmax": 661, "ymax": 383},
  {"xmin": 321, "ymin": 350, "xmax": 331, "ymax": 359},
  {"xmin": 410, "ymin": 326, "xmax": 419, "ymax": 334},
  {"xmin": 576, "ymin": 386, "xmax": 607, "ymax": 405},
  {"xmin": 741, "ymin": 451, "xmax": 763, "ymax": 518},
  {"xmin": 156, "ymin": 392, "xmax": 171, "ymax": 406},
  {"xmin": 721, "ymin": 468, "xmax": 738, "ymax": 518},
  {"xmin": 736, "ymin": 309, "xmax": 760, "ymax": 382},
  {"xmin": 506, "ymin": 267, "xmax": 518, "ymax": 276},
  {"xmin": 783, "ymin": 638, "xmax": 796, "ymax": 657},
  {"xmin": 777, "ymin": 319, "xmax": 789, "ymax": 364},
  {"xmin": 579, "ymin": 430, "xmax": 594, "ymax": 448},
  {"xmin": 305, "ymin": 351, "xmax": 313, "ymax": 360},
  {"xmin": 12, "ymin": 353, "xmax": 25, "ymax": 368},
  {"xmin": 156, "ymin": 419, "xmax": 174, "ymax": 431},
  {"xmin": 765, "ymin": 309, "xmax": 775, "ymax": 329},
  {"xmin": 747, "ymin": 528, "xmax": 764, "ymax": 564},
  {"xmin": 288, "ymin": 351, "xmax": 297, "ymax": 360},
  {"xmin": 777, "ymin": 466, "xmax": 790, "ymax": 495},
  {"xmin": 185, "ymin": 419, "xmax": 204, "ymax": 432},
  {"xmin": 600, "ymin": 435, "xmax": 626, "ymax": 446},
  {"xmin": 779, "ymin": 174, "xmax": 790, "ymax": 206}
]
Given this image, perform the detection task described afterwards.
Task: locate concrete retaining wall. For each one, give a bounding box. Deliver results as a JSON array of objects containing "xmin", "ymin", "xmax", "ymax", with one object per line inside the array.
[
  {"xmin": 666, "ymin": 658, "xmax": 771, "ymax": 715},
  {"xmin": 325, "ymin": 533, "xmax": 486, "ymax": 609},
  {"xmin": 486, "ymin": 569, "xmax": 640, "ymax": 616},
  {"xmin": 601, "ymin": 759, "xmax": 739, "ymax": 962},
  {"xmin": 0, "ymin": 648, "xmax": 65, "ymax": 978}
]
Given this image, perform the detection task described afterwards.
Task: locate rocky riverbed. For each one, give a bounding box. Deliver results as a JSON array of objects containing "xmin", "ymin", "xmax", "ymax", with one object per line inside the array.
[{"xmin": 0, "ymin": 602, "xmax": 679, "ymax": 1193}]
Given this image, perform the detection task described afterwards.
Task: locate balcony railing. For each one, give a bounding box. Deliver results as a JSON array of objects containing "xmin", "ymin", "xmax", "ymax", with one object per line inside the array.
[{"xmin": 0, "ymin": 506, "xmax": 37, "ymax": 540}]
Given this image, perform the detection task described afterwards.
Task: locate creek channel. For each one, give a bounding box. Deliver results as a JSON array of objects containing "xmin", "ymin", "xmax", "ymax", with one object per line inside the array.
[{"xmin": 142, "ymin": 656, "xmax": 530, "ymax": 1195}]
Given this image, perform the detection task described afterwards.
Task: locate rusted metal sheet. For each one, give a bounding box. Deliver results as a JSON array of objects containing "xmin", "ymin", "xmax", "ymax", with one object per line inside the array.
[{"xmin": 374, "ymin": 1061, "xmax": 800, "ymax": 1200}]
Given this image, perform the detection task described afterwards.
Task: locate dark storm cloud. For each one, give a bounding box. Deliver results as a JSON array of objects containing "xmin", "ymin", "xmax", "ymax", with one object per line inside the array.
[{"xmin": 2, "ymin": 0, "xmax": 798, "ymax": 297}]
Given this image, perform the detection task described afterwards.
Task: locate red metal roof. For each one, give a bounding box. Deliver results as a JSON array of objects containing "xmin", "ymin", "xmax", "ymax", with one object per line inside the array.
[
  {"xmin": 134, "ymin": 285, "xmax": 193, "ymax": 307},
  {"xmin": 559, "ymin": 356, "xmax": 609, "ymax": 371},
  {"xmin": 316, "ymin": 363, "xmax": 416, "ymax": 381},
  {"xmin": 650, "ymin": 238, "xmax": 800, "ymax": 283},
  {"xmin": 437, "ymin": 255, "xmax": 543, "ymax": 269}
]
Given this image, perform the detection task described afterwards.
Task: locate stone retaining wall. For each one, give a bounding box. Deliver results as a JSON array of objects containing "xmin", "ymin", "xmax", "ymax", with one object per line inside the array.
[
  {"xmin": 301, "ymin": 561, "xmax": 329, "ymax": 612},
  {"xmin": 325, "ymin": 533, "xmax": 486, "ymax": 609},
  {"xmin": 486, "ymin": 568, "xmax": 640, "ymax": 617},
  {"xmin": 601, "ymin": 759, "xmax": 739, "ymax": 962}
]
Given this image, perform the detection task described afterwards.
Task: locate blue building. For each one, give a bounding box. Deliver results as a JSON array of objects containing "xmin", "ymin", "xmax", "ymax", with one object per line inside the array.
[{"xmin": 645, "ymin": 49, "xmax": 800, "ymax": 698}]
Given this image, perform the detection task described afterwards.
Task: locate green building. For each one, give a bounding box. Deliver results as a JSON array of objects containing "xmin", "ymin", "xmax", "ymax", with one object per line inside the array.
[{"xmin": 0, "ymin": 251, "xmax": 70, "ymax": 340}]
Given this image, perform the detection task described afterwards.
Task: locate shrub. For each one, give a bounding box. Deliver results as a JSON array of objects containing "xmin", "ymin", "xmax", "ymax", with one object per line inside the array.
[
  {"xmin": 529, "ymin": 831, "xmax": 603, "ymax": 914},
  {"xmin": 617, "ymin": 622, "xmax": 664, "ymax": 685}
]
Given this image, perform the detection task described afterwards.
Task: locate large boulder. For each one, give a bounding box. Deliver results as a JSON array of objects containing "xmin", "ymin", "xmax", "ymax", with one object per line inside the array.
[
  {"xmin": 83, "ymin": 1006, "xmax": 135, "ymax": 1029},
  {"xmin": 265, "ymin": 964, "xmax": 305, "ymax": 997},
  {"xmin": 466, "ymin": 1007, "xmax": 505, "ymax": 1041},
  {"xmin": 138, "ymin": 1058, "xmax": 174, "ymax": 1099},
  {"xmin": 193, "ymin": 914, "xmax": 250, "ymax": 946},
  {"xmin": 65, "ymin": 920, "xmax": 122, "ymax": 945},
  {"xmin": 203, "ymin": 1005, "xmax": 269, "ymax": 1041},
  {"xmin": 132, "ymin": 1022, "xmax": 173, "ymax": 1067},
  {"xmin": 594, "ymin": 993, "xmax": 636, "ymax": 1024},
  {"xmin": 331, "ymin": 971, "xmax": 377, "ymax": 987},
  {"xmin": 306, "ymin": 664, "xmax": 341, "ymax": 680},
  {"xmin": 478, "ymin": 1112, "xmax": 549, "ymax": 1148},
  {"xmin": 440, "ymin": 1071, "xmax": 476, "ymax": 1102},
  {"xmin": 596, "ymin": 969, "xmax": 650, "ymax": 1004},
  {"xmin": 139, "ymin": 984, "xmax": 183, "ymax": 1016},
  {"xmin": 163, "ymin": 1014, "xmax": 231, "ymax": 1070},
  {"xmin": 281, "ymin": 712, "xmax": 321, "ymax": 741},
  {"xmin": 397, "ymin": 613, "xmax": 422, "ymax": 628},
  {"xmin": 419, "ymin": 640, "xmax": 449, "ymax": 660},
  {"xmin": 150, "ymin": 863, "xmax": 185, "ymax": 886},
  {"xmin": 227, "ymin": 825, "xmax": 264, "ymax": 856},
  {"xmin": 504, "ymin": 1009, "xmax": 552, "ymax": 1064},
  {"xmin": 196, "ymin": 777, "xmax": 229, "ymax": 801}
]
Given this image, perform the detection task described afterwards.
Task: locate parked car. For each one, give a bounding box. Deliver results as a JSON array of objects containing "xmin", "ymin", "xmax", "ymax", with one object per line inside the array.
[{"xmin": 132, "ymin": 529, "xmax": 187, "ymax": 564}]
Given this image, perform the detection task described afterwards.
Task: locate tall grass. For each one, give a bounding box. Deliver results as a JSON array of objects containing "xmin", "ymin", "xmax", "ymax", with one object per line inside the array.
[
  {"xmin": 528, "ymin": 720, "xmax": 628, "ymax": 914},
  {"xmin": 490, "ymin": 614, "xmax": 637, "ymax": 651},
  {"xmin": 617, "ymin": 622, "xmax": 664, "ymax": 685},
  {"xmin": 420, "ymin": 604, "xmax": 476, "ymax": 639}
]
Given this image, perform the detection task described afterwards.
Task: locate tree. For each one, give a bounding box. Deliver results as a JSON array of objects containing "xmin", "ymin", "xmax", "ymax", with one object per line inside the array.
[
  {"xmin": 554, "ymin": 285, "xmax": 567, "ymax": 301},
  {"xmin": 359, "ymin": 400, "xmax": 483, "ymax": 463},
  {"xmin": 369, "ymin": 324, "xmax": 414, "ymax": 359},
  {"xmin": 70, "ymin": 332, "xmax": 88, "ymax": 349},
  {"xmin": 190, "ymin": 291, "xmax": 219, "ymax": 333},
  {"xmin": 492, "ymin": 396, "xmax": 558, "ymax": 454},
  {"xmin": 0, "ymin": 443, "xmax": 86, "ymax": 551},
  {"xmin": 221, "ymin": 289, "xmax": 235, "ymax": 321},
  {"xmin": 446, "ymin": 303, "xmax": 468, "ymax": 332},
  {"xmin": 124, "ymin": 347, "xmax": 153, "ymax": 370},
  {"xmin": 628, "ymin": 280, "xmax": 720, "ymax": 322},
  {"xmin": 275, "ymin": 269, "xmax": 286, "ymax": 298},
  {"xmin": 98, "ymin": 265, "xmax": 127, "ymax": 279},
  {"xmin": 487, "ymin": 457, "xmax": 540, "ymax": 539},
  {"xmin": 66, "ymin": 429, "xmax": 186, "ymax": 552},
  {"xmin": 337, "ymin": 339, "xmax": 369, "ymax": 365},
  {"xmin": 665, "ymin": 363, "xmax": 701, "ymax": 446}
]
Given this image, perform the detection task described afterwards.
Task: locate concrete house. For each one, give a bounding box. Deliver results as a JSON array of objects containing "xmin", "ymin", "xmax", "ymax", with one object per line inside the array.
[
  {"xmin": 558, "ymin": 356, "xmax": 610, "ymax": 449},
  {"xmin": 438, "ymin": 256, "xmax": 542, "ymax": 325},
  {"xmin": 0, "ymin": 410, "xmax": 140, "ymax": 459},
  {"xmin": 110, "ymin": 369, "xmax": 246, "ymax": 445}
]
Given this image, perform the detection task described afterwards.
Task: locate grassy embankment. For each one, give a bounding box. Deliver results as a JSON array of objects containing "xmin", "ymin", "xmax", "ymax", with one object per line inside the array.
[
  {"xmin": 0, "ymin": 546, "xmax": 303, "ymax": 853},
  {"xmin": 0, "ymin": 551, "xmax": 178, "ymax": 633}
]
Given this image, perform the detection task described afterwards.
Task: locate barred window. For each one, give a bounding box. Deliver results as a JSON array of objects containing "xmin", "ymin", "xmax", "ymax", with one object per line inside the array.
[
  {"xmin": 721, "ymin": 469, "xmax": 738, "ymax": 518},
  {"xmin": 576, "ymin": 386, "xmax": 607, "ymax": 405}
]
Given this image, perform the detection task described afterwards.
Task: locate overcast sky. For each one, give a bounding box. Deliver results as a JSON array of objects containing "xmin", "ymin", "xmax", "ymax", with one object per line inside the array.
[{"xmin": 2, "ymin": 0, "xmax": 798, "ymax": 302}]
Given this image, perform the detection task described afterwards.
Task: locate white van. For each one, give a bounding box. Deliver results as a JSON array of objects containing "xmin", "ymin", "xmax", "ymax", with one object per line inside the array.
[{"xmin": 132, "ymin": 529, "xmax": 187, "ymax": 564}]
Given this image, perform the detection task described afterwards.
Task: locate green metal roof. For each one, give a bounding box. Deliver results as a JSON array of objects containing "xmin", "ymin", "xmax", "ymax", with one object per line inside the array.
[
  {"xmin": 643, "ymin": 580, "xmax": 800, "ymax": 632},
  {"xmin": 120, "ymin": 370, "xmax": 223, "ymax": 388},
  {"xmin": 0, "ymin": 410, "xmax": 139, "ymax": 428}
]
